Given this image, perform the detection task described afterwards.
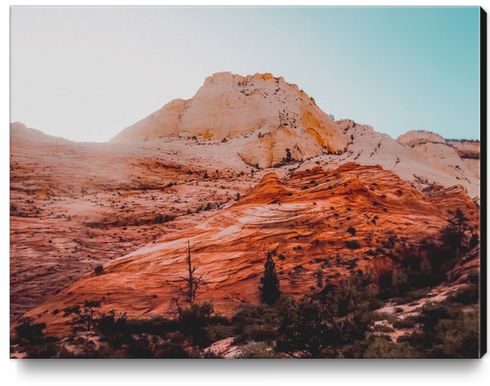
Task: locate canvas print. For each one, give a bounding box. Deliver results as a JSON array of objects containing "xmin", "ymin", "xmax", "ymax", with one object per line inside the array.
[{"xmin": 10, "ymin": 6, "xmax": 484, "ymax": 359}]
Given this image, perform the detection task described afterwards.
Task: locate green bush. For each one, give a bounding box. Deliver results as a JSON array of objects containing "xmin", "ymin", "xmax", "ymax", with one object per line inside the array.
[
  {"xmin": 446, "ymin": 284, "xmax": 478, "ymax": 305},
  {"xmin": 347, "ymin": 227, "xmax": 357, "ymax": 236},
  {"xmin": 237, "ymin": 342, "xmax": 281, "ymax": 358},
  {"xmin": 397, "ymin": 301, "xmax": 479, "ymax": 358},
  {"xmin": 364, "ymin": 336, "xmax": 420, "ymax": 358},
  {"xmin": 392, "ymin": 315, "xmax": 420, "ymax": 329},
  {"xmin": 179, "ymin": 302, "xmax": 214, "ymax": 347},
  {"xmin": 15, "ymin": 318, "xmax": 46, "ymax": 345},
  {"xmin": 345, "ymin": 240, "xmax": 361, "ymax": 250}
]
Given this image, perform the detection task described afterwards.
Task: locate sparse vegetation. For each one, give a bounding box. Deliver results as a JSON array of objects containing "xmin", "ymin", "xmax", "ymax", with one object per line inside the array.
[
  {"xmin": 345, "ymin": 240, "xmax": 361, "ymax": 250},
  {"xmin": 347, "ymin": 227, "xmax": 356, "ymax": 236}
]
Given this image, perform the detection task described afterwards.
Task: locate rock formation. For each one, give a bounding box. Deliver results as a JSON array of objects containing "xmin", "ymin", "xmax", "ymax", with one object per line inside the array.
[
  {"xmin": 21, "ymin": 163, "xmax": 479, "ymax": 336},
  {"xmin": 10, "ymin": 73, "xmax": 480, "ymax": 342},
  {"xmin": 294, "ymin": 121, "xmax": 480, "ymax": 198},
  {"xmin": 396, "ymin": 130, "xmax": 480, "ymax": 193},
  {"xmin": 110, "ymin": 72, "xmax": 349, "ymax": 168}
]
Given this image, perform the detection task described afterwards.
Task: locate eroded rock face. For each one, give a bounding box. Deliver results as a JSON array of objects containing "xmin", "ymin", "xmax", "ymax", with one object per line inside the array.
[
  {"xmin": 10, "ymin": 123, "xmax": 260, "ymax": 323},
  {"xmin": 22, "ymin": 163, "xmax": 478, "ymax": 336},
  {"xmin": 110, "ymin": 72, "xmax": 349, "ymax": 168},
  {"xmin": 304, "ymin": 122, "xmax": 481, "ymax": 198},
  {"xmin": 396, "ymin": 130, "xmax": 480, "ymax": 195}
]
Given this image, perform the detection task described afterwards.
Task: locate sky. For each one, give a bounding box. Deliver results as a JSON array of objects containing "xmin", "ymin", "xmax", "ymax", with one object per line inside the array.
[{"xmin": 10, "ymin": 6, "xmax": 481, "ymax": 142}]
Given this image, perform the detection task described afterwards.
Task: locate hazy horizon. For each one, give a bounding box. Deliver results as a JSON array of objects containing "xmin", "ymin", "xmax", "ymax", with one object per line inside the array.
[{"xmin": 11, "ymin": 6, "xmax": 481, "ymax": 142}]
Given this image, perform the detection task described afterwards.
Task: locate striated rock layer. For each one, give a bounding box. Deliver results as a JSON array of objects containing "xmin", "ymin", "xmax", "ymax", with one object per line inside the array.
[
  {"xmin": 396, "ymin": 130, "xmax": 480, "ymax": 191},
  {"xmin": 10, "ymin": 122, "xmax": 260, "ymax": 323},
  {"xmin": 292, "ymin": 121, "xmax": 481, "ymax": 198},
  {"xmin": 110, "ymin": 72, "xmax": 349, "ymax": 168},
  {"xmin": 23, "ymin": 163, "xmax": 479, "ymax": 336}
]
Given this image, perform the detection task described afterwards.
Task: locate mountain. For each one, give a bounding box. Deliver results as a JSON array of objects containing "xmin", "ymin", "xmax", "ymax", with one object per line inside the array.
[
  {"xmin": 10, "ymin": 72, "xmax": 480, "ymax": 340},
  {"xmin": 109, "ymin": 72, "xmax": 349, "ymax": 168}
]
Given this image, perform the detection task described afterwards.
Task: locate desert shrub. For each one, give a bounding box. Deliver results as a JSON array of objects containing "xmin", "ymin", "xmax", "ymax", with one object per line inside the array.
[
  {"xmin": 347, "ymin": 227, "xmax": 356, "ymax": 236},
  {"xmin": 207, "ymin": 325, "xmax": 235, "ymax": 343},
  {"xmin": 392, "ymin": 315, "xmax": 420, "ymax": 329},
  {"xmin": 276, "ymin": 271, "xmax": 380, "ymax": 357},
  {"xmin": 373, "ymin": 324, "xmax": 395, "ymax": 333},
  {"xmin": 124, "ymin": 333, "xmax": 188, "ymax": 359},
  {"xmin": 276, "ymin": 298, "xmax": 338, "ymax": 357},
  {"xmin": 232, "ymin": 304, "xmax": 279, "ymax": 331},
  {"xmin": 94, "ymin": 265, "xmax": 103, "ymax": 275},
  {"xmin": 15, "ymin": 318, "xmax": 46, "ymax": 345},
  {"xmin": 233, "ymin": 323, "xmax": 277, "ymax": 344},
  {"xmin": 399, "ymin": 302, "xmax": 479, "ymax": 358},
  {"xmin": 209, "ymin": 313, "xmax": 231, "ymax": 326},
  {"xmin": 200, "ymin": 350, "xmax": 224, "ymax": 358},
  {"xmin": 237, "ymin": 342, "xmax": 281, "ymax": 358},
  {"xmin": 364, "ymin": 336, "xmax": 420, "ymax": 358},
  {"xmin": 469, "ymin": 233, "xmax": 479, "ymax": 249},
  {"xmin": 365, "ymin": 312, "xmax": 399, "ymax": 324},
  {"xmin": 446, "ymin": 284, "xmax": 478, "ymax": 305},
  {"xmin": 25, "ymin": 341, "xmax": 59, "ymax": 358},
  {"xmin": 391, "ymin": 269, "xmax": 409, "ymax": 297},
  {"xmin": 179, "ymin": 302, "xmax": 214, "ymax": 347},
  {"xmin": 64, "ymin": 300, "xmax": 102, "ymax": 332},
  {"xmin": 154, "ymin": 213, "xmax": 175, "ymax": 224},
  {"xmin": 345, "ymin": 240, "xmax": 361, "ymax": 250},
  {"xmin": 467, "ymin": 269, "xmax": 479, "ymax": 284},
  {"xmin": 406, "ymin": 287, "xmax": 430, "ymax": 301}
]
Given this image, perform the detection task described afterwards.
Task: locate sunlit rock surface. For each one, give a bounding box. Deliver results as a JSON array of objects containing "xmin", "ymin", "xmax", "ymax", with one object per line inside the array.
[{"xmin": 110, "ymin": 72, "xmax": 349, "ymax": 168}]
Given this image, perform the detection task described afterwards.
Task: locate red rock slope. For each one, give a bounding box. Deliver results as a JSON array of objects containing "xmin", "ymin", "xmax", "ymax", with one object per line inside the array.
[
  {"xmin": 23, "ymin": 163, "xmax": 479, "ymax": 336},
  {"xmin": 10, "ymin": 122, "xmax": 258, "ymax": 323}
]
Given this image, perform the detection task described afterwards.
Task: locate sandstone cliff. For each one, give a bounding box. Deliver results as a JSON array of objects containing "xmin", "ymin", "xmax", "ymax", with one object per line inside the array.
[{"xmin": 110, "ymin": 72, "xmax": 349, "ymax": 168}]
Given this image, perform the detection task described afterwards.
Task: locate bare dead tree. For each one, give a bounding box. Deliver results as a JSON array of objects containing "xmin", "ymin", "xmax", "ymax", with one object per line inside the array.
[
  {"xmin": 166, "ymin": 297, "xmax": 183, "ymax": 318},
  {"xmin": 179, "ymin": 241, "xmax": 204, "ymax": 304}
]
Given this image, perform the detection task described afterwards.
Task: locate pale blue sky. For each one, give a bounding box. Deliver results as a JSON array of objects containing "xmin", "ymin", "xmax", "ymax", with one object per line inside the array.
[{"xmin": 10, "ymin": 6, "xmax": 481, "ymax": 142}]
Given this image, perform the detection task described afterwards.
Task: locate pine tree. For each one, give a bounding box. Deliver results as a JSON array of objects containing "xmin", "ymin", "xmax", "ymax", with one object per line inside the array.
[
  {"xmin": 440, "ymin": 208, "xmax": 470, "ymax": 256},
  {"xmin": 259, "ymin": 252, "xmax": 281, "ymax": 305}
]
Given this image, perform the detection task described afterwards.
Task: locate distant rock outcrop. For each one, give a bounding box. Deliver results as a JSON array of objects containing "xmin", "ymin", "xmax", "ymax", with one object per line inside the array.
[
  {"xmin": 302, "ymin": 122, "xmax": 481, "ymax": 198},
  {"xmin": 10, "ymin": 122, "xmax": 72, "ymax": 144},
  {"xmin": 396, "ymin": 130, "xmax": 480, "ymax": 195},
  {"xmin": 110, "ymin": 72, "xmax": 349, "ymax": 168}
]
